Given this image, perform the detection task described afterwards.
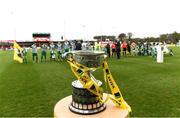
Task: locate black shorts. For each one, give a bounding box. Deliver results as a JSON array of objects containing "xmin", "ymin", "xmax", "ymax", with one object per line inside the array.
[
  {"xmin": 58, "ymin": 51, "xmax": 62, "ymax": 55},
  {"xmin": 112, "ymin": 49, "xmax": 115, "ymax": 52},
  {"xmin": 32, "ymin": 53, "xmax": 38, "ymax": 57},
  {"xmin": 42, "ymin": 51, "xmax": 46, "ymax": 56},
  {"xmin": 123, "ymin": 48, "xmax": 126, "ymax": 51}
]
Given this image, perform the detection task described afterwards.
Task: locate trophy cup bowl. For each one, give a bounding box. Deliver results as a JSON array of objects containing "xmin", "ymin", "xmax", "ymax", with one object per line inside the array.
[
  {"xmin": 71, "ymin": 50, "xmax": 105, "ymax": 68},
  {"xmin": 68, "ymin": 50, "xmax": 106, "ymax": 115}
]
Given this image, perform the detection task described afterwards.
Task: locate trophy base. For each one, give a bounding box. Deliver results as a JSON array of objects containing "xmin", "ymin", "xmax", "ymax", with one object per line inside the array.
[
  {"xmin": 71, "ymin": 80, "xmax": 105, "ymax": 115},
  {"xmin": 69, "ymin": 103, "xmax": 106, "ymax": 115},
  {"xmin": 54, "ymin": 94, "xmax": 129, "ymax": 118}
]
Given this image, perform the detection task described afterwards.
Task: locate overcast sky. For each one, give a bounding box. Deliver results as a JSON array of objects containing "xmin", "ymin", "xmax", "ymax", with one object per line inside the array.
[{"xmin": 0, "ymin": 0, "xmax": 180, "ymax": 41}]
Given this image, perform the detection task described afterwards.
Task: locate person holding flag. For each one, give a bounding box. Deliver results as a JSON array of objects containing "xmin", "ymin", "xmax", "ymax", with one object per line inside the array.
[{"xmin": 13, "ymin": 41, "xmax": 23, "ymax": 63}]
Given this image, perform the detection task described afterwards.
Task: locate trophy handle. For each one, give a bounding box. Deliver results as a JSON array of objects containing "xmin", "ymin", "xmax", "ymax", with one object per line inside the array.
[{"xmin": 63, "ymin": 52, "xmax": 73, "ymax": 60}]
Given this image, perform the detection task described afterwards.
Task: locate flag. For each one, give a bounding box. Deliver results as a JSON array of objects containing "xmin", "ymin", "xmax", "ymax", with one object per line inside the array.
[{"xmin": 13, "ymin": 41, "xmax": 23, "ymax": 63}]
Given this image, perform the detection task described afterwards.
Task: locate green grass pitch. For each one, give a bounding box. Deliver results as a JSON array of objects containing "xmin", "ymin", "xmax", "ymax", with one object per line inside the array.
[{"xmin": 0, "ymin": 47, "xmax": 180, "ymax": 117}]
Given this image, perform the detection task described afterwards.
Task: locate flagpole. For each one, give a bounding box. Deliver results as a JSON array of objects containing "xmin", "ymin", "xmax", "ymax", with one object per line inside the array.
[
  {"xmin": 63, "ymin": 19, "xmax": 66, "ymax": 40},
  {"xmin": 11, "ymin": 10, "xmax": 16, "ymax": 42}
]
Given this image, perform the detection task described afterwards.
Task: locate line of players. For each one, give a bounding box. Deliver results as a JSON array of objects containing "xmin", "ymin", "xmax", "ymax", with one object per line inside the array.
[
  {"xmin": 104, "ymin": 41, "xmax": 174, "ymax": 60},
  {"xmin": 22, "ymin": 41, "xmax": 77, "ymax": 63}
]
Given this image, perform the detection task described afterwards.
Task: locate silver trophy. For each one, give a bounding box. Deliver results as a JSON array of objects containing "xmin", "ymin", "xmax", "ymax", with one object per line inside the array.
[{"xmin": 67, "ymin": 50, "xmax": 106, "ymax": 115}]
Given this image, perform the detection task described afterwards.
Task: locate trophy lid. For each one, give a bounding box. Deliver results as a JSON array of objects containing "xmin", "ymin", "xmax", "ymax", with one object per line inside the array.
[{"xmin": 72, "ymin": 50, "xmax": 105, "ymax": 56}]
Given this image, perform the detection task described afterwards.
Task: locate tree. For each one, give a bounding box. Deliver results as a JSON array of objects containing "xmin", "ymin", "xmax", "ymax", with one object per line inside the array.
[
  {"xmin": 93, "ymin": 35, "xmax": 116, "ymax": 41},
  {"xmin": 118, "ymin": 33, "xmax": 126, "ymax": 41},
  {"xmin": 160, "ymin": 34, "xmax": 168, "ymax": 42},
  {"xmin": 127, "ymin": 32, "xmax": 133, "ymax": 40},
  {"xmin": 172, "ymin": 31, "xmax": 180, "ymax": 43}
]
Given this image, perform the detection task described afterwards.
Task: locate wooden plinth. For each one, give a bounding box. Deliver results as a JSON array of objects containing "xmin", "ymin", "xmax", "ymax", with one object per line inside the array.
[{"xmin": 54, "ymin": 94, "xmax": 129, "ymax": 118}]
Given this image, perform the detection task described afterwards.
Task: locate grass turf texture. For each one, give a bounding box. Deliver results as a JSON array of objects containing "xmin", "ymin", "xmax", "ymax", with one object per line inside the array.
[{"xmin": 0, "ymin": 47, "xmax": 180, "ymax": 117}]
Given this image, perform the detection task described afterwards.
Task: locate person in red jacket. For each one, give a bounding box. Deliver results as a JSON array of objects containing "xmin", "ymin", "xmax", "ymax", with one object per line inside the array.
[
  {"xmin": 122, "ymin": 41, "xmax": 127, "ymax": 56},
  {"xmin": 111, "ymin": 42, "xmax": 116, "ymax": 58}
]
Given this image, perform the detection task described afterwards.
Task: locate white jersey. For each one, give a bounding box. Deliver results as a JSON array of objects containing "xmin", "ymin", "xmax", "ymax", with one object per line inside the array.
[
  {"xmin": 57, "ymin": 44, "xmax": 62, "ymax": 52},
  {"xmin": 31, "ymin": 44, "xmax": 37, "ymax": 53},
  {"xmin": 50, "ymin": 44, "xmax": 55, "ymax": 51}
]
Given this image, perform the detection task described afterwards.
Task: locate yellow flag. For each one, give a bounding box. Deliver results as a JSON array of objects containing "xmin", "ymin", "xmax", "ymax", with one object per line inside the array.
[{"xmin": 13, "ymin": 41, "xmax": 23, "ymax": 63}]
